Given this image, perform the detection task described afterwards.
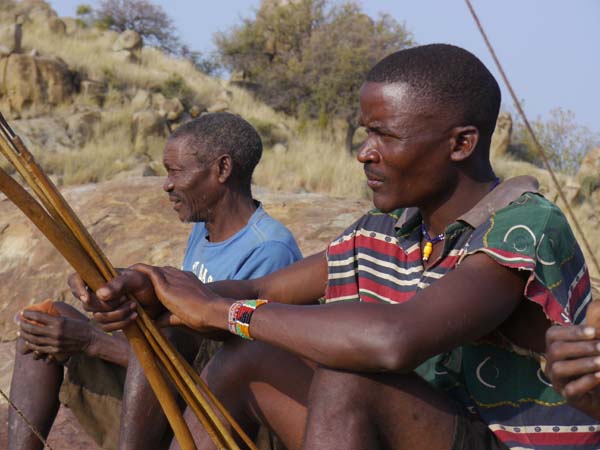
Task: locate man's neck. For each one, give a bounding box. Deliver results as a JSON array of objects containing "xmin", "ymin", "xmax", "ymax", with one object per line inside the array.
[
  {"xmin": 204, "ymin": 190, "xmax": 257, "ymax": 243},
  {"xmin": 420, "ymin": 173, "xmax": 497, "ymax": 235}
]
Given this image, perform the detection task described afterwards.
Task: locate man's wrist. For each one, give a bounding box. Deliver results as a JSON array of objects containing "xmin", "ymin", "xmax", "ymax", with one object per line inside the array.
[
  {"xmin": 206, "ymin": 297, "xmax": 236, "ymax": 331},
  {"xmin": 85, "ymin": 326, "xmax": 104, "ymax": 357}
]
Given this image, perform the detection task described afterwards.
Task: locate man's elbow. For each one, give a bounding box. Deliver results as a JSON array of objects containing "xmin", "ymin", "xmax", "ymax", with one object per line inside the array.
[{"xmin": 367, "ymin": 328, "xmax": 420, "ymax": 373}]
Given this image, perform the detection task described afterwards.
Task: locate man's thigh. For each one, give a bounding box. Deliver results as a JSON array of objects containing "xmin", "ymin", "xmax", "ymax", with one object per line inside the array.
[
  {"xmin": 305, "ymin": 367, "xmax": 506, "ymax": 450},
  {"xmin": 199, "ymin": 339, "xmax": 314, "ymax": 450}
]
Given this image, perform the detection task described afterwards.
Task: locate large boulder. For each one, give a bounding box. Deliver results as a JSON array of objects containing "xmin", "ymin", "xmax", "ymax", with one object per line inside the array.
[
  {"xmin": 11, "ymin": 117, "xmax": 74, "ymax": 152},
  {"xmin": 152, "ymin": 93, "xmax": 184, "ymax": 121},
  {"xmin": 62, "ymin": 17, "xmax": 84, "ymax": 35},
  {"xmin": 1, "ymin": 53, "xmax": 40, "ymax": 113},
  {"xmin": 490, "ymin": 112, "xmax": 512, "ymax": 160},
  {"xmin": 131, "ymin": 89, "xmax": 152, "ymax": 111},
  {"xmin": 79, "ymin": 79, "xmax": 106, "ymax": 106},
  {"xmin": 112, "ymin": 30, "xmax": 143, "ymax": 63},
  {"xmin": 0, "ymin": 54, "xmax": 75, "ymax": 115},
  {"xmin": 66, "ymin": 110, "xmax": 101, "ymax": 147},
  {"xmin": 112, "ymin": 30, "xmax": 143, "ymax": 52},
  {"xmin": 36, "ymin": 56, "xmax": 75, "ymax": 103},
  {"xmin": 132, "ymin": 110, "xmax": 167, "ymax": 152},
  {"xmin": 0, "ymin": 22, "xmax": 22, "ymax": 56},
  {"xmin": 22, "ymin": 0, "xmax": 57, "ymax": 22}
]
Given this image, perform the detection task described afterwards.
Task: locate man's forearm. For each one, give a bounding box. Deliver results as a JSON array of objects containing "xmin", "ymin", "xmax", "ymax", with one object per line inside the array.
[
  {"xmin": 201, "ymin": 254, "xmax": 524, "ymax": 372},
  {"xmin": 86, "ymin": 329, "xmax": 130, "ymax": 367},
  {"xmin": 207, "ymin": 252, "xmax": 327, "ymax": 305},
  {"xmin": 207, "ymin": 279, "xmax": 259, "ymax": 301}
]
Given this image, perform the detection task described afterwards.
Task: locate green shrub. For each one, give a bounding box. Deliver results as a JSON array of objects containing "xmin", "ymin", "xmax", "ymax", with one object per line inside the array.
[{"xmin": 160, "ymin": 74, "xmax": 195, "ymax": 108}]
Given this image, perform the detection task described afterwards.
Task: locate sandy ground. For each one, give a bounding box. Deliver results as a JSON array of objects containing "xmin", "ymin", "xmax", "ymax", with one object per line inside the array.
[{"xmin": 0, "ymin": 403, "xmax": 102, "ymax": 450}]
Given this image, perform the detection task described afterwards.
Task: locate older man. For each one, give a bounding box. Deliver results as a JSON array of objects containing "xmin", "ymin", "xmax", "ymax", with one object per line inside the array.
[
  {"xmin": 84, "ymin": 45, "xmax": 596, "ymax": 450},
  {"xmin": 8, "ymin": 112, "xmax": 302, "ymax": 450}
]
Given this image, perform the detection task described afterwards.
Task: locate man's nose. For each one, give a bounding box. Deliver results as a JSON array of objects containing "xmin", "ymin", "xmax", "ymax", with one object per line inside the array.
[
  {"xmin": 357, "ymin": 143, "xmax": 381, "ymax": 164},
  {"xmin": 163, "ymin": 179, "xmax": 174, "ymax": 192}
]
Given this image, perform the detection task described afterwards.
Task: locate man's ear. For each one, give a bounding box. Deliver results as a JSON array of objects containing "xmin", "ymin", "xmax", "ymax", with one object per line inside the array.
[
  {"xmin": 216, "ymin": 154, "xmax": 233, "ymax": 183},
  {"xmin": 450, "ymin": 126, "xmax": 479, "ymax": 162}
]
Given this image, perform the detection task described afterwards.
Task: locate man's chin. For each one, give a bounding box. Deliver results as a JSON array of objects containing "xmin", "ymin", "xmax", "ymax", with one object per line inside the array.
[
  {"xmin": 177, "ymin": 211, "xmax": 191, "ymax": 223},
  {"xmin": 372, "ymin": 195, "xmax": 405, "ymax": 213}
]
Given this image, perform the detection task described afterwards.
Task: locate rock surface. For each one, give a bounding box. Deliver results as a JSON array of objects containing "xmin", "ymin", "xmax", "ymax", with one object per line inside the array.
[
  {"xmin": 0, "ymin": 53, "xmax": 75, "ymax": 115},
  {"xmin": 132, "ymin": 109, "xmax": 168, "ymax": 152},
  {"xmin": 112, "ymin": 30, "xmax": 143, "ymax": 63}
]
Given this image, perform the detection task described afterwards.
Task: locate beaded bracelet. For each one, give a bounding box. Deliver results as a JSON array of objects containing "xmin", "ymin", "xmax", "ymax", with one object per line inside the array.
[{"xmin": 227, "ymin": 299, "xmax": 269, "ymax": 340}]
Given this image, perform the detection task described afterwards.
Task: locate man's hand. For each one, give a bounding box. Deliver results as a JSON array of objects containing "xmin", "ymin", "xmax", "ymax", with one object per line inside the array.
[
  {"xmin": 130, "ymin": 264, "xmax": 230, "ymax": 332},
  {"xmin": 68, "ymin": 270, "xmax": 165, "ymax": 332},
  {"xmin": 545, "ymin": 324, "xmax": 600, "ymax": 419},
  {"xmin": 18, "ymin": 311, "xmax": 92, "ymax": 361}
]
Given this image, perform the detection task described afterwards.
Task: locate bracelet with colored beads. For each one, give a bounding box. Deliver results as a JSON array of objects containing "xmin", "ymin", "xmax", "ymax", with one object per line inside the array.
[{"xmin": 227, "ymin": 299, "xmax": 269, "ymax": 340}]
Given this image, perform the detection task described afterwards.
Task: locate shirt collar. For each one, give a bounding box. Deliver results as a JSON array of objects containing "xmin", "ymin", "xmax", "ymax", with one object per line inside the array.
[{"xmin": 394, "ymin": 176, "xmax": 540, "ymax": 231}]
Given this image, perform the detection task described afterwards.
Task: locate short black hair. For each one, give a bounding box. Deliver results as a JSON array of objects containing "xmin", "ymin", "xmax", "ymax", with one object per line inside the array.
[
  {"xmin": 168, "ymin": 112, "xmax": 263, "ymax": 187},
  {"xmin": 366, "ymin": 44, "xmax": 501, "ymax": 138}
]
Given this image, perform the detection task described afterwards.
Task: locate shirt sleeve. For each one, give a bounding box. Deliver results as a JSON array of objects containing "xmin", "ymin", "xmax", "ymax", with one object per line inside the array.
[
  {"xmin": 463, "ymin": 193, "xmax": 592, "ymax": 325},
  {"xmin": 233, "ymin": 241, "xmax": 301, "ymax": 281}
]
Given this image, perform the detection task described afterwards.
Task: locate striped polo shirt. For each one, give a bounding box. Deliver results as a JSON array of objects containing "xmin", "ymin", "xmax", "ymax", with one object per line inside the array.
[{"xmin": 325, "ymin": 176, "xmax": 597, "ymax": 450}]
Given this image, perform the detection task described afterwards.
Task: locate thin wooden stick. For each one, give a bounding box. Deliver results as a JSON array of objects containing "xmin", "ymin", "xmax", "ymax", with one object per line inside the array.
[
  {"xmin": 136, "ymin": 307, "xmax": 257, "ymax": 449},
  {"xmin": 180, "ymin": 352, "xmax": 257, "ymax": 450},
  {"xmin": 135, "ymin": 317, "xmax": 232, "ymax": 449}
]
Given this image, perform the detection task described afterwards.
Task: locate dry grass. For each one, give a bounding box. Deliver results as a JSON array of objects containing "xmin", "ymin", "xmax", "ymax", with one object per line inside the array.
[
  {"xmin": 255, "ymin": 130, "xmax": 368, "ymax": 199},
  {"xmin": 39, "ymin": 125, "xmax": 132, "ymax": 184}
]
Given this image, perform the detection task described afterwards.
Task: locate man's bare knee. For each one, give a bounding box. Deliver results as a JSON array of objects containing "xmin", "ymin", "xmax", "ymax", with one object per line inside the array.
[{"xmin": 309, "ymin": 366, "xmax": 372, "ymax": 407}]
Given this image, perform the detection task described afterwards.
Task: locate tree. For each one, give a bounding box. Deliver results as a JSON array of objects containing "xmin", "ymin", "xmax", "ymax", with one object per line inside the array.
[
  {"xmin": 215, "ymin": 0, "xmax": 413, "ymax": 152},
  {"xmin": 511, "ymin": 108, "xmax": 600, "ymax": 175},
  {"xmin": 92, "ymin": 0, "xmax": 180, "ymax": 54},
  {"xmin": 180, "ymin": 45, "xmax": 222, "ymax": 77}
]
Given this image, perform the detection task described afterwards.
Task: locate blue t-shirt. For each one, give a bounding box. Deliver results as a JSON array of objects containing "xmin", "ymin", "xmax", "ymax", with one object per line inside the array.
[{"xmin": 182, "ymin": 204, "xmax": 302, "ymax": 283}]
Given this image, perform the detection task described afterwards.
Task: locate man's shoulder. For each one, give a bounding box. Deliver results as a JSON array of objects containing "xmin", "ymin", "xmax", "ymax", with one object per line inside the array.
[
  {"xmin": 239, "ymin": 207, "xmax": 302, "ymax": 261},
  {"xmin": 250, "ymin": 208, "xmax": 298, "ymax": 245},
  {"xmin": 468, "ymin": 192, "xmax": 589, "ymax": 324},
  {"xmin": 493, "ymin": 191, "xmax": 566, "ymax": 228},
  {"xmin": 475, "ymin": 192, "xmax": 572, "ymax": 249}
]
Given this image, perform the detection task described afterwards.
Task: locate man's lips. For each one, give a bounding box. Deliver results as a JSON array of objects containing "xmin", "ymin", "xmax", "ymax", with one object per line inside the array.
[
  {"xmin": 169, "ymin": 196, "xmax": 183, "ymax": 209},
  {"xmin": 364, "ymin": 169, "xmax": 384, "ymax": 189}
]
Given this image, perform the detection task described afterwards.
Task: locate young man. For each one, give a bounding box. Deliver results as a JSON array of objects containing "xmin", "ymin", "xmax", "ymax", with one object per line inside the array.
[
  {"xmin": 8, "ymin": 112, "xmax": 302, "ymax": 450},
  {"xmin": 84, "ymin": 44, "xmax": 596, "ymax": 450}
]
